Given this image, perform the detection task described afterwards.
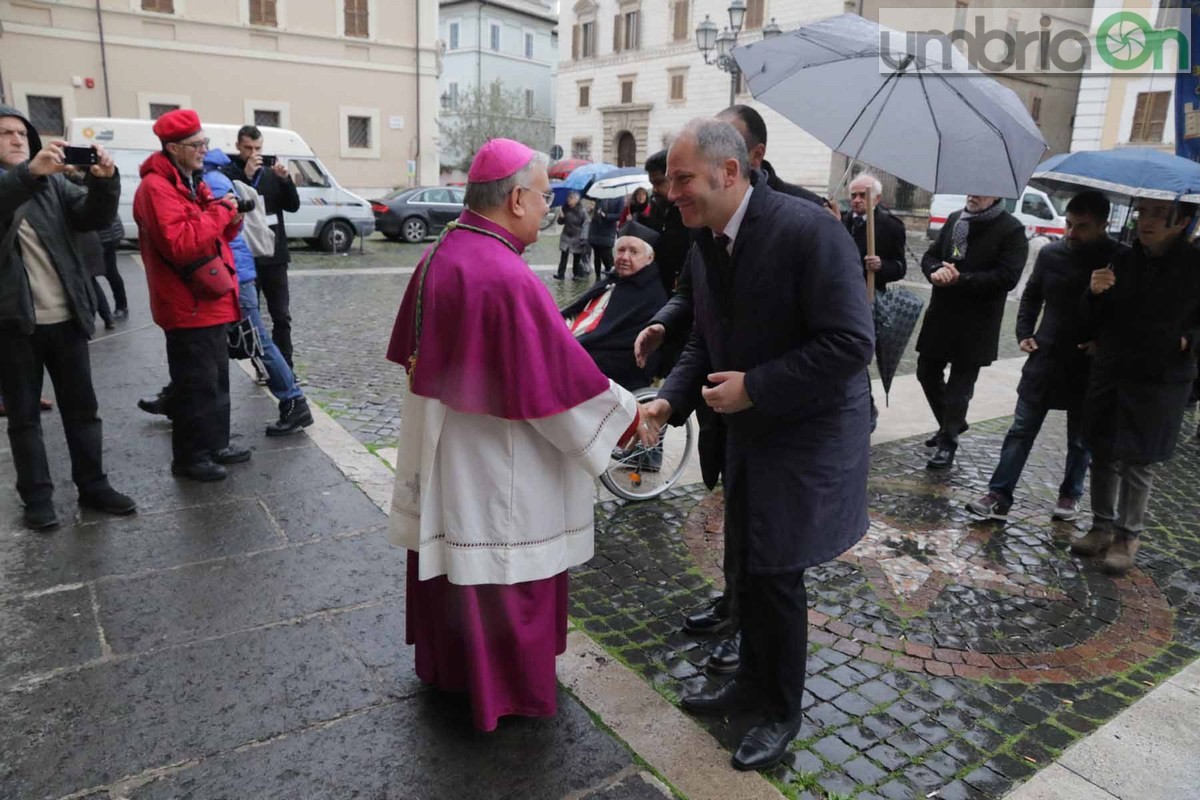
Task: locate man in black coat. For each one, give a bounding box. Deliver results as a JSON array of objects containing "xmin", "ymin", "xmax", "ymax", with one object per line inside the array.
[
  {"xmin": 843, "ymin": 173, "xmax": 907, "ymax": 292},
  {"xmin": 717, "ymin": 104, "xmax": 833, "ymax": 212},
  {"xmin": 1072, "ymin": 198, "xmax": 1200, "ymax": 575},
  {"xmin": 223, "ymin": 125, "xmax": 301, "ymax": 366},
  {"xmin": 562, "ymin": 222, "xmax": 667, "ymax": 390},
  {"xmin": 917, "ymin": 194, "xmax": 1028, "ymax": 469},
  {"xmin": 639, "ymin": 118, "xmax": 874, "ymax": 772},
  {"xmin": 967, "ymin": 192, "xmax": 1119, "ymax": 523},
  {"xmin": 0, "ymin": 104, "xmax": 136, "ymax": 529},
  {"xmin": 643, "ymin": 148, "xmax": 690, "ymax": 295}
]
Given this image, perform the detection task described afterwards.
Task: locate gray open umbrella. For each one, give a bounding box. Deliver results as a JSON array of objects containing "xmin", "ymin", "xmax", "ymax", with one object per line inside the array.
[{"xmin": 731, "ymin": 13, "xmax": 1047, "ymax": 198}]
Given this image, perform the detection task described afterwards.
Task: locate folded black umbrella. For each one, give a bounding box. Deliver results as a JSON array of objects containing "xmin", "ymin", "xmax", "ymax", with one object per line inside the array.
[{"xmin": 873, "ymin": 286, "xmax": 924, "ymax": 404}]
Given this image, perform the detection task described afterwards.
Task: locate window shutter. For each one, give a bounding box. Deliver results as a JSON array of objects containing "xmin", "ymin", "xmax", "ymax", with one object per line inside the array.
[
  {"xmin": 572, "ymin": 24, "xmax": 580, "ymax": 59},
  {"xmin": 614, "ymin": 14, "xmax": 622, "ymax": 52}
]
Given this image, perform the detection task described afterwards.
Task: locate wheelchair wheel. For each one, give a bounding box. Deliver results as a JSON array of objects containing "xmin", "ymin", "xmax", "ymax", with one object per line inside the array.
[{"xmin": 599, "ymin": 387, "xmax": 696, "ymax": 501}]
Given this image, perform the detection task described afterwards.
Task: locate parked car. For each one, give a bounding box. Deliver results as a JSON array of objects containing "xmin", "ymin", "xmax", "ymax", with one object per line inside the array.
[
  {"xmin": 371, "ymin": 186, "xmax": 465, "ymax": 242},
  {"xmin": 68, "ymin": 117, "xmax": 375, "ymax": 253}
]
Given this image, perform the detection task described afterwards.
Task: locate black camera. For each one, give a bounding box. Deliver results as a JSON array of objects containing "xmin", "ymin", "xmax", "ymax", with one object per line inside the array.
[
  {"xmin": 235, "ymin": 197, "xmax": 256, "ymax": 213},
  {"xmin": 260, "ymin": 155, "xmax": 277, "ymax": 168}
]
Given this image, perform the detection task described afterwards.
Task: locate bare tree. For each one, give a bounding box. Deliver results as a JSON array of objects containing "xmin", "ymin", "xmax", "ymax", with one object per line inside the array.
[{"xmin": 439, "ymin": 79, "xmax": 553, "ymax": 172}]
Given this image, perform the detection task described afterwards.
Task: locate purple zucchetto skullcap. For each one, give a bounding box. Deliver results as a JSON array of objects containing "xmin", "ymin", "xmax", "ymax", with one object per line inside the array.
[{"xmin": 467, "ymin": 138, "xmax": 536, "ymax": 182}]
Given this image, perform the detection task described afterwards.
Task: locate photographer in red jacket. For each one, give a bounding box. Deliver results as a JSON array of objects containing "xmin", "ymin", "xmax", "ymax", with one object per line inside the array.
[{"xmin": 133, "ymin": 109, "xmax": 247, "ymax": 482}]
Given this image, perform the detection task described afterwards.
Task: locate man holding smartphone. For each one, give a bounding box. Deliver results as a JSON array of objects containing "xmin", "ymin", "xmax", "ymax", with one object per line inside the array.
[
  {"xmin": 223, "ymin": 125, "xmax": 300, "ymax": 367},
  {"xmin": 0, "ymin": 103, "xmax": 136, "ymax": 529}
]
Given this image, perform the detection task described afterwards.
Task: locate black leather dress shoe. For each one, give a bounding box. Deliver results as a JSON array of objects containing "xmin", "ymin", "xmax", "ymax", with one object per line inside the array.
[
  {"xmin": 212, "ymin": 445, "xmax": 252, "ymax": 465},
  {"xmin": 708, "ymin": 632, "xmax": 741, "ymax": 674},
  {"xmin": 78, "ymin": 486, "xmax": 137, "ymax": 516},
  {"xmin": 732, "ymin": 718, "xmax": 804, "ymax": 771},
  {"xmin": 137, "ymin": 395, "xmax": 169, "ymax": 417},
  {"xmin": 680, "ymin": 680, "xmax": 758, "ymax": 717},
  {"xmin": 172, "ymin": 460, "xmax": 228, "ymax": 482},
  {"xmin": 926, "ymin": 447, "xmax": 956, "ymax": 470},
  {"xmin": 23, "ymin": 501, "xmax": 60, "ymax": 531},
  {"xmin": 683, "ymin": 597, "xmax": 730, "ymax": 634}
]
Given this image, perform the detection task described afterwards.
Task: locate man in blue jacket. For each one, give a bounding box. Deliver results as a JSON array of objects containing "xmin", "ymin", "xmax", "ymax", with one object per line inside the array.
[{"xmin": 201, "ymin": 150, "xmax": 312, "ymax": 435}]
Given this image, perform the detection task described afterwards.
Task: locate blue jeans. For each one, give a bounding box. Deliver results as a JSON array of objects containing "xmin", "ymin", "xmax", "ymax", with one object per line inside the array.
[
  {"xmin": 988, "ymin": 396, "xmax": 1090, "ymax": 503},
  {"xmin": 239, "ymin": 281, "xmax": 302, "ymax": 403}
]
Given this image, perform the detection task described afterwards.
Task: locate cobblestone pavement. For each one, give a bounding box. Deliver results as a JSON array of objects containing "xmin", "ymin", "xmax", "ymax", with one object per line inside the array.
[{"xmin": 565, "ymin": 411, "xmax": 1200, "ymax": 800}]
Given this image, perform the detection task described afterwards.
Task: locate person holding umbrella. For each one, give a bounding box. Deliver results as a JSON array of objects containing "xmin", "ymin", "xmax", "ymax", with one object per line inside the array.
[
  {"xmin": 1071, "ymin": 197, "xmax": 1200, "ymax": 575},
  {"xmin": 967, "ymin": 191, "xmax": 1119, "ymax": 522},
  {"xmin": 917, "ymin": 194, "xmax": 1028, "ymax": 470}
]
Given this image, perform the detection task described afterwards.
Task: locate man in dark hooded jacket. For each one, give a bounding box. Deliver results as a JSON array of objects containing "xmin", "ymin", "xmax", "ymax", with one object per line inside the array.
[{"xmin": 0, "ymin": 103, "xmax": 136, "ymax": 529}]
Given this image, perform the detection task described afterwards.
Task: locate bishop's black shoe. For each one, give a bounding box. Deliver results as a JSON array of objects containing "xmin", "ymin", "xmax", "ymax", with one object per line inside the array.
[
  {"xmin": 732, "ymin": 717, "xmax": 804, "ymax": 771},
  {"xmin": 707, "ymin": 632, "xmax": 741, "ymax": 674},
  {"xmin": 683, "ymin": 596, "xmax": 730, "ymax": 634}
]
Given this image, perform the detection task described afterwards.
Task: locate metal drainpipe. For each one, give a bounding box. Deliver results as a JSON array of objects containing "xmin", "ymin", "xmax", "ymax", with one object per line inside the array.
[
  {"xmin": 96, "ymin": 0, "xmax": 112, "ymax": 115},
  {"xmin": 414, "ymin": 0, "xmax": 421, "ymax": 186}
]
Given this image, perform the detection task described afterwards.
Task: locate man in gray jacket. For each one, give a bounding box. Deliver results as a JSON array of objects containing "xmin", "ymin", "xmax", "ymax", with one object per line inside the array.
[{"xmin": 0, "ymin": 104, "xmax": 136, "ymax": 529}]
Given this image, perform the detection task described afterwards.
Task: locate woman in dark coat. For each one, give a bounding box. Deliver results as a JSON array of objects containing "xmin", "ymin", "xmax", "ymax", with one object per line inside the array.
[
  {"xmin": 554, "ymin": 192, "xmax": 588, "ymax": 280},
  {"xmin": 916, "ymin": 197, "xmax": 1028, "ymax": 468},
  {"xmin": 587, "ymin": 197, "xmax": 621, "ymax": 279},
  {"xmin": 1072, "ymin": 199, "xmax": 1200, "ymax": 574},
  {"xmin": 619, "ymin": 186, "xmax": 651, "ymax": 226}
]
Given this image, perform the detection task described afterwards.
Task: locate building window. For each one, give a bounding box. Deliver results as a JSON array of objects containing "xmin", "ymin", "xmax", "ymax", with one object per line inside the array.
[
  {"xmin": 449, "ymin": 22, "xmax": 459, "ymax": 50},
  {"xmin": 447, "ymin": 82, "xmax": 459, "ymax": 110},
  {"xmin": 250, "ymin": 0, "xmax": 277, "ymax": 26},
  {"xmin": 149, "ymin": 103, "xmax": 180, "ymax": 120},
  {"xmin": 669, "ymin": 71, "xmax": 686, "ymax": 102},
  {"xmin": 623, "ymin": 10, "xmax": 640, "ymax": 50},
  {"xmin": 673, "ymin": 0, "xmax": 690, "ymax": 42},
  {"xmin": 525, "ymin": 89, "xmax": 535, "ymax": 117},
  {"xmin": 26, "ymin": 95, "xmax": 64, "ymax": 135},
  {"xmin": 525, "ymin": 32, "xmax": 534, "ymax": 59},
  {"xmin": 345, "ymin": 0, "xmax": 369, "ymax": 38},
  {"xmin": 578, "ymin": 82, "xmax": 591, "ymax": 109},
  {"xmin": 620, "ymin": 79, "xmax": 634, "ymax": 104},
  {"xmin": 572, "ymin": 137, "xmax": 592, "ymax": 160},
  {"xmin": 142, "ymin": 0, "xmax": 174, "ymax": 12},
  {"xmin": 744, "ymin": 0, "xmax": 764, "ymax": 29},
  {"xmin": 1030, "ymin": 96, "xmax": 1041, "ymax": 124},
  {"xmin": 574, "ymin": 20, "xmax": 596, "ymax": 59},
  {"xmin": 254, "ymin": 109, "xmax": 281, "ymax": 127},
  {"xmin": 490, "ymin": 23, "xmax": 501, "ymax": 51},
  {"xmin": 347, "ymin": 115, "xmax": 371, "ymax": 149},
  {"xmin": 1130, "ymin": 91, "xmax": 1170, "ymax": 142}
]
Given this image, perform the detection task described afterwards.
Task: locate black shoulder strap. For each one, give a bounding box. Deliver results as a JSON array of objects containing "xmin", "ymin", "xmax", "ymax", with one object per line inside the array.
[{"xmin": 1, "ymin": 204, "xmax": 30, "ymax": 266}]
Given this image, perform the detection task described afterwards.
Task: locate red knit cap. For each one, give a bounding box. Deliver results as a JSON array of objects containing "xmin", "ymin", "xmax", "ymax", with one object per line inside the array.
[{"xmin": 153, "ymin": 109, "xmax": 202, "ymax": 143}]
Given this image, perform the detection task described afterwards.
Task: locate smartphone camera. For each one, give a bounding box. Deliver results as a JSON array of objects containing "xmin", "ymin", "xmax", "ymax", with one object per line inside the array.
[{"xmin": 63, "ymin": 146, "xmax": 99, "ymax": 167}]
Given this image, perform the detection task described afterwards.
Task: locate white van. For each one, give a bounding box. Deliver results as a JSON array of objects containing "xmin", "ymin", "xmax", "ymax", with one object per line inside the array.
[
  {"xmin": 68, "ymin": 117, "xmax": 375, "ymax": 252},
  {"xmin": 927, "ymin": 187, "xmax": 1068, "ymax": 240}
]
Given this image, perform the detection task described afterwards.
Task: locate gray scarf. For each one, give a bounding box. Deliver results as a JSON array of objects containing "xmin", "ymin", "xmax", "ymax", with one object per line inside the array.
[{"xmin": 950, "ymin": 200, "xmax": 1005, "ymax": 260}]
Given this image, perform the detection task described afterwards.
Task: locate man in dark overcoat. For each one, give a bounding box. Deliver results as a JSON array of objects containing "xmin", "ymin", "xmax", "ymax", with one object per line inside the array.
[
  {"xmin": 1072, "ymin": 197, "xmax": 1200, "ymax": 575},
  {"xmin": 639, "ymin": 119, "xmax": 875, "ymax": 772},
  {"xmin": 917, "ymin": 194, "xmax": 1028, "ymax": 469},
  {"xmin": 968, "ymin": 191, "xmax": 1120, "ymax": 522}
]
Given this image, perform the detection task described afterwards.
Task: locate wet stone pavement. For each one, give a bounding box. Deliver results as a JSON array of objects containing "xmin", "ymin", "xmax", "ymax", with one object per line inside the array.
[
  {"xmin": 569, "ymin": 412, "xmax": 1200, "ymax": 800},
  {"xmin": 0, "ymin": 258, "xmax": 656, "ymax": 800}
]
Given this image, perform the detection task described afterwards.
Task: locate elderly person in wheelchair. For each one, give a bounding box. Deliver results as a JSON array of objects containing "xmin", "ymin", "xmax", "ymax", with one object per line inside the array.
[{"xmin": 563, "ymin": 221, "xmax": 668, "ymax": 470}]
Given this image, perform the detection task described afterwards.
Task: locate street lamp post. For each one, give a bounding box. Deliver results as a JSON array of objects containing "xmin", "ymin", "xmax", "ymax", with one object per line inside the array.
[{"xmin": 695, "ymin": 3, "xmax": 783, "ymax": 107}]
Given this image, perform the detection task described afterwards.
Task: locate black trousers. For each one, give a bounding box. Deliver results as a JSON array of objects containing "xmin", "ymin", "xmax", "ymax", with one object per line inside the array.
[
  {"xmin": 165, "ymin": 324, "xmax": 231, "ymax": 465},
  {"xmin": 91, "ymin": 277, "xmax": 113, "ymax": 325},
  {"xmin": 101, "ymin": 241, "xmax": 128, "ymax": 311},
  {"xmin": 591, "ymin": 245, "xmax": 613, "ymax": 278},
  {"xmin": 916, "ymin": 354, "xmax": 981, "ymax": 449},
  {"xmin": 726, "ymin": 459, "xmax": 807, "ymax": 723},
  {"xmin": 556, "ymin": 250, "xmax": 584, "ymax": 279},
  {"xmin": 256, "ymin": 263, "xmax": 293, "ymax": 367},
  {"xmin": 0, "ymin": 322, "xmax": 108, "ymax": 504}
]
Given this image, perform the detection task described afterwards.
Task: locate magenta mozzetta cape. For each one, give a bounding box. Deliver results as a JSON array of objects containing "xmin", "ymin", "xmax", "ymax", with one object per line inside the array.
[{"xmin": 386, "ymin": 210, "xmax": 609, "ymax": 420}]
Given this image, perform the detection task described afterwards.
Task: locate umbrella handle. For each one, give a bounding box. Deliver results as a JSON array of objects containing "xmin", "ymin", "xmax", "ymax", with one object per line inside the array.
[{"xmin": 866, "ymin": 194, "xmax": 876, "ymax": 304}]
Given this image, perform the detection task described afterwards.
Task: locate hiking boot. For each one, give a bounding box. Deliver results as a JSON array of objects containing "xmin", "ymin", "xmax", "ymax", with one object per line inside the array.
[
  {"xmin": 1069, "ymin": 525, "xmax": 1114, "ymax": 557},
  {"xmin": 78, "ymin": 486, "xmax": 137, "ymax": 516},
  {"xmin": 23, "ymin": 500, "xmax": 59, "ymax": 531},
  {"xmin": 966, "ymin": 491, "xmax": 1011, "ymax": 521},
  {"xmin": 1052, "ymin": 497, "xmax": 1080, "ymax": 521},
  {"xmin": 1101, "ymin": 534, "xmax": 1141, "ymax": 575},
  {"xmin": 265, "ymin": 397, "xmax": 314, "ymax": 437}
]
